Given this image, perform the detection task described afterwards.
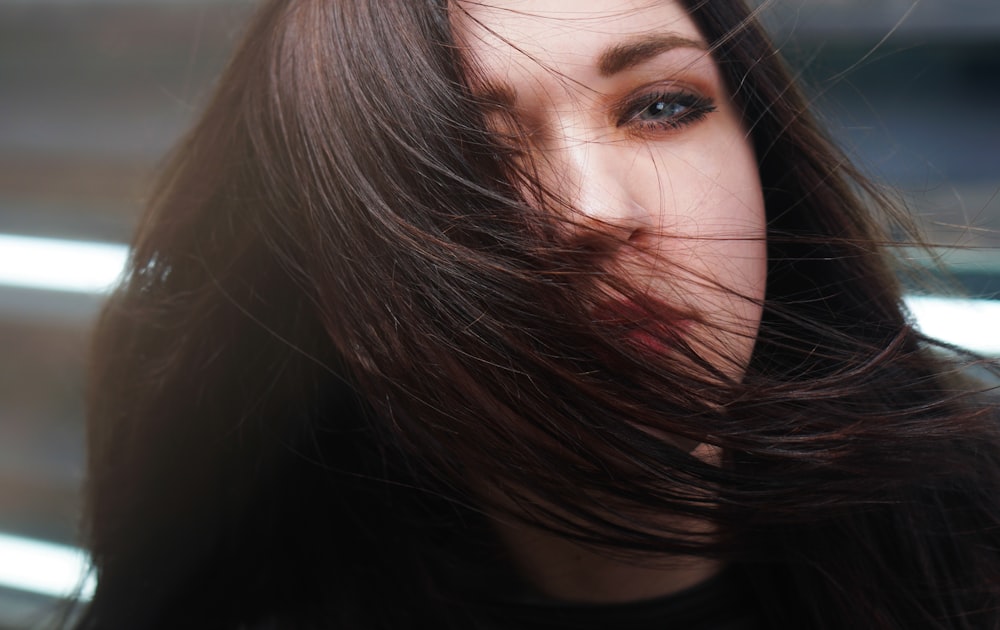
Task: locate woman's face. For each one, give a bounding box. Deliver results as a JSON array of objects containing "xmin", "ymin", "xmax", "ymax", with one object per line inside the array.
[{"xmin": 455, "ymin": 0, "xmax": 767, "ymax": 377}]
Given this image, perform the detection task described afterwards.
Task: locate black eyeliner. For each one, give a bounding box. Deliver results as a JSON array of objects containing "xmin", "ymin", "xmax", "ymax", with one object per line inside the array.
[{"xmin": 617, "ymin": 90, "xmax": 717, "ymax": 130}]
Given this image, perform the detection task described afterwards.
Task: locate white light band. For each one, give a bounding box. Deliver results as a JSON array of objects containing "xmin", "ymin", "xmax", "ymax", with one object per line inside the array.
[
  {"xmin": 1, "ymin": 233, "xmax": 998, "ymax": 354},
  {"xmin": 0, "ymin": 532, "xmax": 94, "ymax": 599},
  {"xmin": 903, "ymin": 295, "xmax": 1000, "ymax": 356},
  {"xmin": 0, "ymin": 234, "xmax": 127, "ymax": 294}
]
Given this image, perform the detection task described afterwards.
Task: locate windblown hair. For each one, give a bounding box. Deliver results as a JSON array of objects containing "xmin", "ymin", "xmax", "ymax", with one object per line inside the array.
[{"xmin": 75, "ymin": 0, "xmax": 999, "ymax": 628}]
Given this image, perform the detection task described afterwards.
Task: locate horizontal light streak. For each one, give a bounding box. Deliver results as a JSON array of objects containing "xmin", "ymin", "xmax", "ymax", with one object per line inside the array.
[
  {"xmin": 0, "ymin": 233, "xmax": 998, "ymax": 355},
  {"xmin": 0, "ymin": 532, "xmax": 94, "ymax": 600},
  {"xmin": 0, "ymin": 234, "xmax": 127, "ymax": 294},
  {"xmin": 903, "ymin": 295, "xmax": 1000, "ymax": 356}
]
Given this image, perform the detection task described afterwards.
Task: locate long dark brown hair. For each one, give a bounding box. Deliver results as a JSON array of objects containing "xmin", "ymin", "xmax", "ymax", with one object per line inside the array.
[{"xmin": 74, "ymin": 0, "xmax": 999, "ymax": 628}]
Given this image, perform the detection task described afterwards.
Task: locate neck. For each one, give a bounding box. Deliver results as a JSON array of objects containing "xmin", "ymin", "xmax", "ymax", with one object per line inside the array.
[{"xmin": 493, "ymin": 518, "xmax": 722, "ymax": 603}]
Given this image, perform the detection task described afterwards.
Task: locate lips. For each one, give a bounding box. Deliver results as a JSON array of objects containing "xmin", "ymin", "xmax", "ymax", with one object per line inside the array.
[{"xmin": 590, "ymin": 298, "xmax": 689, "ymax": 351}]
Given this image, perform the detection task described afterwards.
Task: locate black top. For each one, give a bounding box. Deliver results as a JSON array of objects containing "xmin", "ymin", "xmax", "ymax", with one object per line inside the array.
[{"xmin": 480, "ymin": 568, "xmax": 764, "ymax": 630}]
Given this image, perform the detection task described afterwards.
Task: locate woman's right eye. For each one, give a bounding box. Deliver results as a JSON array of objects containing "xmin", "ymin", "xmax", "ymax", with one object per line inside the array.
[{"xmin": 618, "ymin": 89, "xmax": 717, "ymax": 133}]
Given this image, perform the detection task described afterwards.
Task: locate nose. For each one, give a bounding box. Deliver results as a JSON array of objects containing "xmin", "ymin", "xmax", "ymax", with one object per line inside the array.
[{"xmin": 539, "ymin": 133, "xmax": 654, "ymax": 238}]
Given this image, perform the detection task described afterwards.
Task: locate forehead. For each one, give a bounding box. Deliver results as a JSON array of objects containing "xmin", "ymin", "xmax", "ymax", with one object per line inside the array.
[{"xmin": 453, "ymin": 0, "xmax": 704, "ymax": 78}]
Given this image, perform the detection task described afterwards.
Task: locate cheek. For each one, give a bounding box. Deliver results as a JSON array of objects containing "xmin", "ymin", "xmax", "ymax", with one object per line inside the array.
[
  {"xmin": 637, "ymin": 131, "xmax": 767, "ymax": 366},
  {"xmin": 691, "ymin": 140, "xmax": 767, "ymax": 315},
  {"xmin": 702, "ymin": 147, "xmax": 767, "ymax": 301},
  {"xmin": 715, "ymin": 138, "xmax": 768, "ymax": 302},
  {"xmin": 640, "ymin": 134, "xmax": 766, "ymax": 278}
]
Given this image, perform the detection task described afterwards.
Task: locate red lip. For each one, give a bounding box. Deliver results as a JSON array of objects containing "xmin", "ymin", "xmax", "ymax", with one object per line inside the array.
[{"xmin": 591, "ymin": 298, "xmax": 689, "ymax": 350}]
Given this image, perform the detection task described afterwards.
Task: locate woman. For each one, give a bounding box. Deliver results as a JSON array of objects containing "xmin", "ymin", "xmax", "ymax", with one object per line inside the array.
[{"xmin": 74, "ymin": 0, "xmax": 1000, "ymax": 628}]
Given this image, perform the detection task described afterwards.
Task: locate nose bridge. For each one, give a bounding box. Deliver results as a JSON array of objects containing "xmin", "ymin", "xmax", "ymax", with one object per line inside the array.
[{"xmin": 540, "ymin": 120, "xmax": 651, "ymax": 232}]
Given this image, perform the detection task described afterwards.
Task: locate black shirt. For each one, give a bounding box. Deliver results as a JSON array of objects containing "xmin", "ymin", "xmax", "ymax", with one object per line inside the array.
[{"xmin": 481, "ymin": 568, "xmax": 763, "ymax": 630}]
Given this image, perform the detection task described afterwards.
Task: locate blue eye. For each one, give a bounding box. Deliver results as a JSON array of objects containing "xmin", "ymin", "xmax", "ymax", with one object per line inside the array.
[
  {"xmin": 620, "ymin": 90, "xmax": 716, "ymax": 131},
  {"xmin": 642, "ymin": 99, "xmax": 689, "ymax": 120}
]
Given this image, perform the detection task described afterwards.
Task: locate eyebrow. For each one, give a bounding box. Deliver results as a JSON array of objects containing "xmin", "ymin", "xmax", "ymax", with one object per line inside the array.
[
  {"xmin": 597, "ymin": 33, "xmax": 707, "ymax": 77},
  {"xmin": 473, "ymin": 33, "xmax": 707, "ymax": 108}
]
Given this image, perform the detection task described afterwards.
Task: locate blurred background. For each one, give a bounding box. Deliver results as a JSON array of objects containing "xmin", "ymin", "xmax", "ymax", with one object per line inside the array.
[{"xmin": 0, "ymin": 0, "xmax": 997, "ymax": 626}]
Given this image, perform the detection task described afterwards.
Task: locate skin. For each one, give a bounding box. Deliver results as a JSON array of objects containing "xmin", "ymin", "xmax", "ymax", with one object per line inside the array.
[{"xmin": 453, "ymin": 0, "xmax": 767, "ymax": 603}]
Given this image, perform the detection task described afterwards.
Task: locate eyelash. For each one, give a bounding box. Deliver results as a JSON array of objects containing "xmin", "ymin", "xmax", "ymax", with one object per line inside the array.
[{"xmin": 617, "ymin": 90, "xmax": 717, "ymax": 132}]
